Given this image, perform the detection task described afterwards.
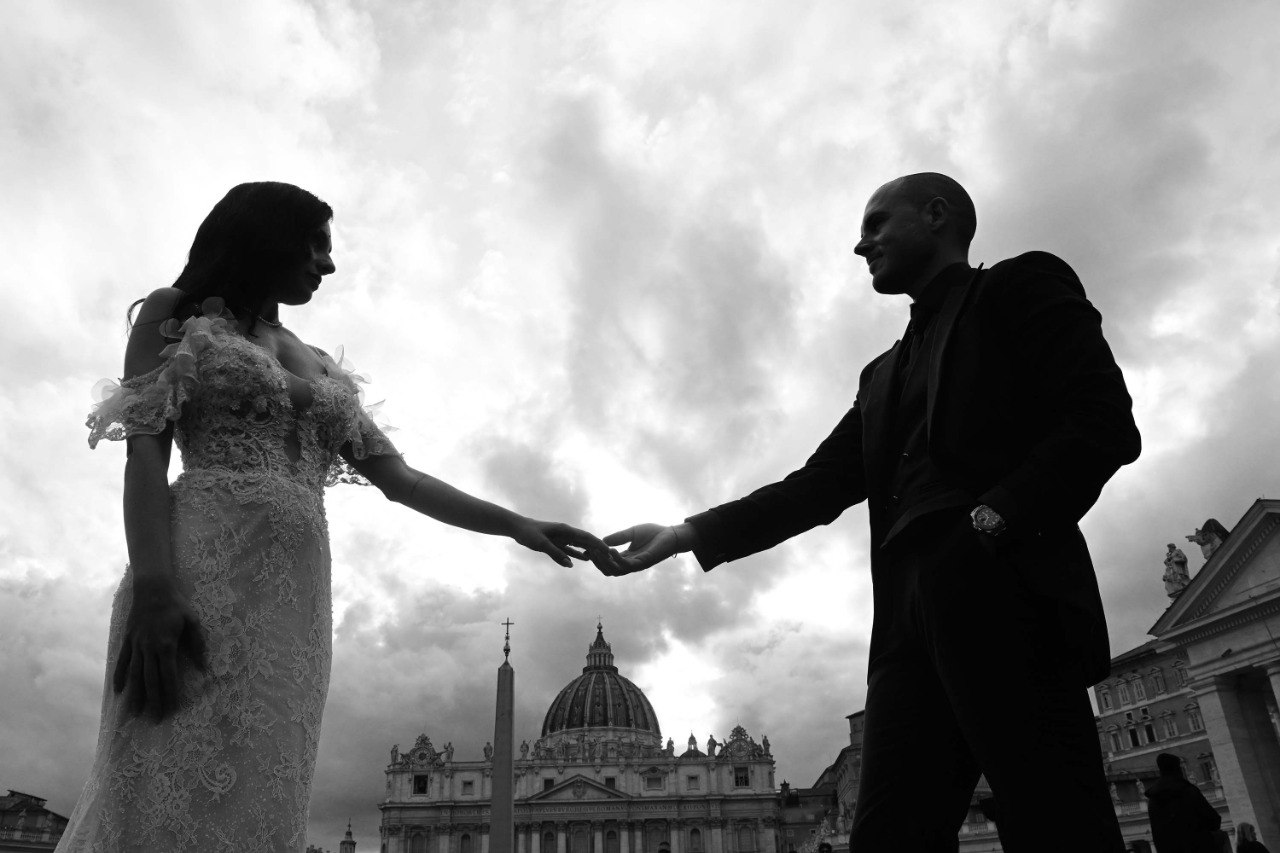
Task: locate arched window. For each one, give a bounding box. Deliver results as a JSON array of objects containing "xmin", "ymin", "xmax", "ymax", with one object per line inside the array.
[
  {"xmin": 410, "ymin": 833, "xmax": 428, "ymax": 853},
  {"xmin": 572, "ymin": 827, "xmax": 589, "ymax": 853},
  {"xmin": 737, "ymin": 824, "xmax": 756, "ymax": 852},
  {"xmin": 1132, "ymin": 677, "xmax": 1147, "ymax": 701},
  {"xmin": 461, "ymin": 834, "xmax": 473, "ymax": 853},
  {"xmin": 1118, "ymin": 682, "xmax": 1132, "ymax": 705},
  {"xmin": 689, "ymin": 829, "xmax": 703, "ymax": 852},
  {"xmin": 544, "ymin": 831, "xmax": 556, "ymax": 853},
  {"xmin": 607, "ymin": 830, "xmax": 620, "ymax": 853},
  {"xmin": 1099, "ymin": 686, "xmax": 1113, "ymax": 711},
  {"xmin": 1106, "ymin": 727, "xmax": 1123, "ymax": 753}
]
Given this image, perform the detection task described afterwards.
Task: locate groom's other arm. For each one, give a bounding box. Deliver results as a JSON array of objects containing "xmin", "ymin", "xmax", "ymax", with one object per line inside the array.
[{"xmin": 977, "ymin": 251, "xmax": 1140, "ymax": 532}]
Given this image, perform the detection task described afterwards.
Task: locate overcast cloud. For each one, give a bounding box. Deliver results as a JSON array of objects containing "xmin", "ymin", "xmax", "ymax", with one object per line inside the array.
[{"xmin": 3, "ymin": 0, "xmax": 1280, "ymax": 848}]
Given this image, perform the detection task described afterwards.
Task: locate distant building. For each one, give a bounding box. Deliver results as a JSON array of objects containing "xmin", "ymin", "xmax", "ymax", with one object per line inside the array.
[
  {"xmin": 775, "ymin": 777, "xmax": 835, "ymax": 853},
  {"xmin": 378, "ymin": 625, "xmax": 778, "ymax": 853},
  {"xmin": 1093, "ymin": 636, "xmax": 1226, "ymax": 848},
  {"xmin": 0, "ymin": 790, "xmax": 68, "ymax": 852},
  {"xmin": 308, "ymin": 820, "xmax": 358, "ymax": 853},
  {"xmin": 1101, "ymin": 498, "xmax": 1280, "ymax": 850}
]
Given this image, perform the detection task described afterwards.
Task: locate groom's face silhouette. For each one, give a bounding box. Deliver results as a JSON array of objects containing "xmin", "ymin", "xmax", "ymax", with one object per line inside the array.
[{"xmin": 855, "ymin": 180, "xmax": 943, "ymax": 299}]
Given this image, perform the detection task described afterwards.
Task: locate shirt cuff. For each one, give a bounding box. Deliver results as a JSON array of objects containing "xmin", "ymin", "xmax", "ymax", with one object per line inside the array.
[{"xmin": 684, "ymin": 510, "xmax": 730, "ymax": 572}]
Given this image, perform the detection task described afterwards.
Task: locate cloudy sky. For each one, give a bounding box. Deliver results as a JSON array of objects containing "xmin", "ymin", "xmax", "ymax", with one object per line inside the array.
[{"xmin": 3, "ymin": 0, "xmax": 1280, "ymax": 847}]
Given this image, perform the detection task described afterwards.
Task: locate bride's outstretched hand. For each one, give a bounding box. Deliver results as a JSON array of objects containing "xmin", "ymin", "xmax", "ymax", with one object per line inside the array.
[
  {"xmin": 511, "ymin": 519, "xmax": 609, "ymax": 568},
  {"xmin": 113, "ymin": 576, "xmax": 208, "ymax": 722}
]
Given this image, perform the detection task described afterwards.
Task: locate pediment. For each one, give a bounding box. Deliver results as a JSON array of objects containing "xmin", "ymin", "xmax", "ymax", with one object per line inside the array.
[
  {"xmin": 527, "ymin": 775, "xmax": 628, "ymax": 802},
  {"xmin": 1151, "ymin": 500, "xmax": 1280, "ymax": 637}
]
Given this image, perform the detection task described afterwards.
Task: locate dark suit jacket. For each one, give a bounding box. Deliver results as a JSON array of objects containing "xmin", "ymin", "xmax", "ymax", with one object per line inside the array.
[{"xmin": 687, "ymin": 252, "xmax": 1140, "ymax": 685}]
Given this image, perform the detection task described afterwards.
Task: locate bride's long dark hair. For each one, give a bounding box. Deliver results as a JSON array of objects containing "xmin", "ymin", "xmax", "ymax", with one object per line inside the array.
[{"xmin": 130, "ymin": 182, "xmax": 333, "ymax": 331}]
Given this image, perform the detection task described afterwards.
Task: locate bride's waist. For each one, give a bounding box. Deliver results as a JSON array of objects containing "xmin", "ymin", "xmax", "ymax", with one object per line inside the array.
[{"xmin": 175, "ymin": 465, "xmax": 324, "ymax": 497}]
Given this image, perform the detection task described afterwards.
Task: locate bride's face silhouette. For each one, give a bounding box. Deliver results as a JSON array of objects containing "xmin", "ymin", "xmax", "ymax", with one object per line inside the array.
[{"xmin": 269, "ymin": 221, "xmax": 335, "ymax": 306}]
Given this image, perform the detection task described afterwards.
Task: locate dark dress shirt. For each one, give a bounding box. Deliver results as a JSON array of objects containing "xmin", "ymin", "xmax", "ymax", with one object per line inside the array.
[{"xmin": 881, "ymin": 263, "xmax": 976, "ymax": 541}]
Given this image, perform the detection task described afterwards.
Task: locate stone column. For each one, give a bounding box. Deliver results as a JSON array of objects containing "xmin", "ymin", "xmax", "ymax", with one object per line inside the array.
[
  {"xmin": 482, "ymin": 827, "xmax": 491, "ymax": 853},
  {"xmin": 1194, "ymin": 675, "xmax": 1280, "ymax": 847},
  {"xmin": 516, "ymin": 825, "xmax": 526, "ymax": 853},
  {"xmin": 530, "ymin": 827, "xmax": 542, "ymax": 853},
  {"xmin": 759, "ymin": 819, "xmax": 775, "ymax": 853},
  {"xmin": 1266, "ymin": 662, "xmax": 1280, "ymax": 738},
  {"xmin": 619, "ymin": 822, "xmax": 630, "ymax": 853},
  {"xmin": 557, "ymin": 823, "xmax": 569, "ymax": 853},
  {"xmin": 440, "ymin": 826, "xmax": 453, "ymax": 853},
  {"xmin": 709, "ymin": 821, "xmax": 724, "ymax": 853},
  {"xmin": 669, "ymin": 822, "xmax": 681, "ymax": 853},
  {"xmin": 593, "ymin": 822, "xmax": 605, "ymax": 853}
]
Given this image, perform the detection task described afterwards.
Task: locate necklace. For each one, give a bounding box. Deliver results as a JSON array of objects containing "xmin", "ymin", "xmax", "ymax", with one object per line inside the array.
[{"xmin": 256, "ymin": 314, "xmax": 283, "ymax": 328}]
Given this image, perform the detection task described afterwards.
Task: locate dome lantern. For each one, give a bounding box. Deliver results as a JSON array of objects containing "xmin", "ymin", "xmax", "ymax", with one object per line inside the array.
[{"xmin": 585, "ymin": 621, "xmax": 616, "ymax": 671}]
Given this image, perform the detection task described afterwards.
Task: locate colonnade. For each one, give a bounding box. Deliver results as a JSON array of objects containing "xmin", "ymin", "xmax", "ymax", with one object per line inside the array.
[{"xmin": 385, "ymin": 817, "xmax": 778, "ymax": 853}]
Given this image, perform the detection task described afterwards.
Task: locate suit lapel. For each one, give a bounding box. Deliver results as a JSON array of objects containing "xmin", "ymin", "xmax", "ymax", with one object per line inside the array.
[
  {"xmin": 861, "ymin": 339, "xmax": 907, "ymax": 496},
  {"xmin": 926, "ymin": 265, "xmax": 983, "ymax": 447}
]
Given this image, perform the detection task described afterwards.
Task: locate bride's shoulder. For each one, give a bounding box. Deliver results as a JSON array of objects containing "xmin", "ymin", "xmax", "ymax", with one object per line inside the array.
[
  {"xmin": 124, "ymin": 288, "xmax": 189, "ymax": 379},
  {"xmin": 132, "ymin": 287, "xmax": 186, "ymax": 326}
]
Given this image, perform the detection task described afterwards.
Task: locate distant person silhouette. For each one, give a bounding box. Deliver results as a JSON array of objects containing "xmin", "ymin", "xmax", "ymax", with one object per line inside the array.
[
  {"xmin": 1237, "ymin": 823, "xmax": 1272, "ymax": 853},
  {"xmin": 1144, "ymin": 753, "xmax": 1222, "ymax": 853}
]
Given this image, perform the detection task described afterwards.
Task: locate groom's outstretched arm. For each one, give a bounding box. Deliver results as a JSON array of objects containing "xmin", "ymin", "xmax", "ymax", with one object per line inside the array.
[{"xmin": 598, "ymin": 399, "xmax": 868, "ymax": 576}]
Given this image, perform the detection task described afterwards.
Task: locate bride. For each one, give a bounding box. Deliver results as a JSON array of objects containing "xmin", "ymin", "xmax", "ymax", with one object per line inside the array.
[{"xmin": 62, "ymin": 182, "xmax": 603, "ymax": 851}]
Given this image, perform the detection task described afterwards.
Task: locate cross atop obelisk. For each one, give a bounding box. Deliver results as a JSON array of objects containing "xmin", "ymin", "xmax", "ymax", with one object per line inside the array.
[{"xmin": 502, "ymin": 618, "xmax": 514, "ymax": 662}]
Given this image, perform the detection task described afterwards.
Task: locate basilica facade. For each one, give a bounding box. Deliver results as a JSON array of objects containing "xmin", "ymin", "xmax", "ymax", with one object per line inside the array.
[{"xmin": 378, "ymin": 626, "xmax": 778, "ymax": 853}]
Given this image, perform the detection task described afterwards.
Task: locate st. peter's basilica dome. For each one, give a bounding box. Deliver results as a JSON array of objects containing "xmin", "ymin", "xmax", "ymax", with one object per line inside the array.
[{"xmin": 539, "ymin": 624, "xmax": 661, "ymax": 745}]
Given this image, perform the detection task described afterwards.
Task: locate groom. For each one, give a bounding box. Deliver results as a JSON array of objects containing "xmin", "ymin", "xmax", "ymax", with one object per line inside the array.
[{"xmin": 596, "ymin": 173, "xmax": 1140, "ymax": 852}]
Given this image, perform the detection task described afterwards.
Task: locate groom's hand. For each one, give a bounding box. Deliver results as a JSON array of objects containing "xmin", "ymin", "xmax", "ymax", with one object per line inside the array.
[{"xmin": 595, "ymin": 523, "xmax": 690, "ymax": 576}]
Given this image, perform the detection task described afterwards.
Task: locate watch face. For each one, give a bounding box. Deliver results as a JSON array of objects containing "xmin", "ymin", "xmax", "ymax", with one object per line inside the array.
[{"xmin": 974, "ymin": 507, "xmax": 1001, "ymax": 530}]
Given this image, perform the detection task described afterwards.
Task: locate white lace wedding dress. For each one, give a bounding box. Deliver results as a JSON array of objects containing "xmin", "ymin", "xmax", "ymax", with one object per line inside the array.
[{"xmin": 62, "ymin": 299, "xmax": 396, "ymax": 852}]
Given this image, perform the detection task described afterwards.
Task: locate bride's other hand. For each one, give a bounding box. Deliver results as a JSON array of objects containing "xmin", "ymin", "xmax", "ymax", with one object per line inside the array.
[{"xmin": 113, "ymin": 576, "xmax": 208, "ymax": 722}]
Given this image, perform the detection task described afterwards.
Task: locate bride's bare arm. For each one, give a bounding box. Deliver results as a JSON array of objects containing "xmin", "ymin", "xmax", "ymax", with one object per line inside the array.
[
  {"xmin": 344, "ymin": 452, "xmax": 606, "ymax": 567},
  {"xmin": 115, "ymin": 288, "xmax": 208, "ymax": 721}
]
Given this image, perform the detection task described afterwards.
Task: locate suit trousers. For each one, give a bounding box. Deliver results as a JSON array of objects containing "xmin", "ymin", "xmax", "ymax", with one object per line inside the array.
[{"xmin": 849, "ymin": 510, "xmax": 1123, "ymax": 853}]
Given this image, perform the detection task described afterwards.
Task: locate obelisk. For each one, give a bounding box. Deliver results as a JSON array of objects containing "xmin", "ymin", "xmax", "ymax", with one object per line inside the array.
[{"xmin": 491, "ymin": 619, "xmax": 516, "ymax": 853}]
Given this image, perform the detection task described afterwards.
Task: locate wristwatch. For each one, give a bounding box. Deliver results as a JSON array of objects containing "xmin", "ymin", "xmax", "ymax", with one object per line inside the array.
[{"xmin": 970, "ymin": 505, "xmax": 1006, "ymax": 536}]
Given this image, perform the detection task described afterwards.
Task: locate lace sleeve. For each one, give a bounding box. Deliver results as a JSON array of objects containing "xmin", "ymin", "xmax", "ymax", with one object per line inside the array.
[
  {"xmin": 86, "ymin": 299, "xmax": 234, "ymax": 449},
  {"xmin": 315, "ymin": 345, "xmax": 401, "ymax": 487}
]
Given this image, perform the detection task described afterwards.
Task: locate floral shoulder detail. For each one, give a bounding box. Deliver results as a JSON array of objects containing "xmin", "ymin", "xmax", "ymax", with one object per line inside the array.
[
  {"xmin": 86, "ymin": 298, "xmax": 237, "ymax": 448},
  {"xmin": 312, "ymin": 344, "xmax": 400, "ymax": 487}
]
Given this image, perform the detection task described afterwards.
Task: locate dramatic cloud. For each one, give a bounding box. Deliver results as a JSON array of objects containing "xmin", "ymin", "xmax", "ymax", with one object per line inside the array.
[{"xmin": 3, "ymin": 0, "xmax": 1279, "ymax": 848}]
